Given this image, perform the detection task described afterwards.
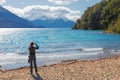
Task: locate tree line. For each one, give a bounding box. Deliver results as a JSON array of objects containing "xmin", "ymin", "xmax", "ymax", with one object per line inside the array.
[{"xmin": 73, "ymin": 0, "xmax": 120, "ymax": 33}]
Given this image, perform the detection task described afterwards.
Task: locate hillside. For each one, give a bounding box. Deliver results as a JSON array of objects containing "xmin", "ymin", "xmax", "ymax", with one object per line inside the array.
[
  {"xmin": 73, "ymin": 0, "xmax": 120, "ymax": 33},
  {"xmin": 0, "ymin": 6, "xmax": 34, "ymax": 28}
]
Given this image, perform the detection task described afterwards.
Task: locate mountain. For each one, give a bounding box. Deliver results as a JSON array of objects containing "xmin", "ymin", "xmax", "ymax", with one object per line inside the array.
[
  {"xmin": 73, "ymin": 0, "xmax": 120, "ymax": 33},
  {"xmin": 0, "ymin": 6, "xmax": 75, "ymax": 28},
  {"xmin": 31, "ymin": 18, "xmax": 75, "ymax": 28},
  {"xmin": 0, "ymin": 6, "xmax": 34, "ymax": 28},
  {"xmin": 0, "ymin": 6, "xmax": 74, "ymax": 28}
]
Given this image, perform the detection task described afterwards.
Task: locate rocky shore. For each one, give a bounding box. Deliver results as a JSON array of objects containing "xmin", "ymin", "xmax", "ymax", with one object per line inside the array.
[{"xmin": 0, "ymin": 55, "xmax": 120, "ymax": 80}]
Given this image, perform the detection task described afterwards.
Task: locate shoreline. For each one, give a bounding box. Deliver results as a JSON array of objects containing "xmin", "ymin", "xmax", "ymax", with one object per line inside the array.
[
  {"xmin": 0, "ymin": 54, "xmax": 120, "ymax": 79},
  {"xmin": 1, "ymin": 50, "xmax": 120, "ymax": 71},
  {"xmin": 4, "ymin": 54, "xmax": 120, "ymax": 70},
  {"xmin": 0, "ymin": 53, "xmax": 120, "ymax": 71}
]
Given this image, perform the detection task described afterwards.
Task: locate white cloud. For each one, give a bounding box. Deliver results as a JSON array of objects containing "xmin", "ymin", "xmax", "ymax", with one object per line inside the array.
[
  {"xmin": 3, "ymin": 6, "xmax": 24, "ymax": 16},
  {"xmin": 3, "ymin": 5, "xmax": 80, "ymax": 21},
  {"xmin": 48, "ymin": 0, "xmax": 78, "ymax": 5},
  {"xmin": 0, "ymin": 0, "xmax": 6, "ymax": 5}
]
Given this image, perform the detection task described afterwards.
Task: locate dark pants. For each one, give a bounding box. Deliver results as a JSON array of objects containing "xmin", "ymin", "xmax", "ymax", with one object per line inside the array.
[{"xmin": 29, "ymin": 56, "xmax": 38, "ymax": 73}]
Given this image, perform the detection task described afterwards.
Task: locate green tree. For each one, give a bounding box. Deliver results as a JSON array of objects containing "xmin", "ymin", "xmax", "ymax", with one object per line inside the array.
[{"xmin": 73, "ymin": 0, "xmax": 120, "ymax": 33}]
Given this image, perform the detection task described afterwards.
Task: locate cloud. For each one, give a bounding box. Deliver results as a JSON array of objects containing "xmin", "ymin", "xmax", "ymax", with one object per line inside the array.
[
  {"xmin": 0, "ymin": 0, "xmax": 6, "ymax": 5},
  {"xmin": 48, "ymin": 0, "xmax": 78, "ymax": 5},
  {"xmin": 3, "ymin": 5, "xmax": 80, "ymax": 21},
  {"xmin": 3, "ymin": 6, "xmax": 24, "ymax": 16}
]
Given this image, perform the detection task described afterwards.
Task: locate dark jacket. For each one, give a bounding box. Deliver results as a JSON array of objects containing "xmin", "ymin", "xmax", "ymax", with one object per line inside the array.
[{"xmin": 28, "ymin": 44, "xmax": 39, "ymax": 57}]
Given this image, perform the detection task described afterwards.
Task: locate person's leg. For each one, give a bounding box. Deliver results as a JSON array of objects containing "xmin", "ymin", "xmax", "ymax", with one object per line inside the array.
[
  {"xmin": 30, "ymin": 60, "xmax": 33, "ymax": 74},
  {"xmin": 33, "ymin": 59, "xmax": 38, "ymax": 73}
]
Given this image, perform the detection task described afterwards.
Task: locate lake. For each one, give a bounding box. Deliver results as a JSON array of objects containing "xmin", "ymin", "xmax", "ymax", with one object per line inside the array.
[{"xmin": 0, "ymin": 28, "xmax": 120, "ymax": 69}]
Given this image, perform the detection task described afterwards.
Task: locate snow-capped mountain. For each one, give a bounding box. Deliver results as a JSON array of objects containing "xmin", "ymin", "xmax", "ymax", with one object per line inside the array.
[
  {"xmin": 31, "ymin": 18, "xmax": 75, "ymax": 28},
  {"xmin": 0, "ymin": 6, "xmax": 75, "ymax": 28}
]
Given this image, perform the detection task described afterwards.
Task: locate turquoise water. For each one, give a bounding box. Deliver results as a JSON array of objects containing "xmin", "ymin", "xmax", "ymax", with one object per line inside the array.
[{"xmin": 0, "ymin": 28, "xmax": 120, "ymax": 69}]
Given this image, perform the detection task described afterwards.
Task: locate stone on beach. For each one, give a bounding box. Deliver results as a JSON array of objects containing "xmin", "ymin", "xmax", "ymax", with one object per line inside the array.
[{"xmin": 0, "ymin": 55, "xmax": 120, "ymax": 80}]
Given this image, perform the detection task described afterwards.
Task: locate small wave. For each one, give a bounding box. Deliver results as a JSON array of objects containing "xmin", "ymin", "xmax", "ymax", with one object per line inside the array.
[
  {"xmin": 111, "ymin": 49, "xmax": 120, "ymax": 52},
  {"xmin": 38, "ymin": 48, "xmax": 80, "ymax": 54},
  {"xmin": 16, "ymin": 52, "xmax": 28, "ymax": 55},
  {"xmin": 81, "ymin": 48, "xmax": 103, "ymax": 51},
  {"xmin": 118, "ymin": 50, "xmax": 120, "ymax": 51}
]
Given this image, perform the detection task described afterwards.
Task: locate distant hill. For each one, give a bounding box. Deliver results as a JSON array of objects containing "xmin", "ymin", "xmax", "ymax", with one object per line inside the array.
[
  {"xmin": 31, "ymin": 18, "xmax": 75, "ymax": 28},
  {"xmin": 73, "ymin": 0, "xmax": 120, "ymax": 33},
  {"xmin": 0, "ymin": 6, "xmax": 34, "ymax": 28}
]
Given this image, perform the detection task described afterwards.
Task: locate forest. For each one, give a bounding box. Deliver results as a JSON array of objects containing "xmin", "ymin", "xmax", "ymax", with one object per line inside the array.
[{"xmin": 73, "ymin": 0, "xmax": 120, "ymax": 33}]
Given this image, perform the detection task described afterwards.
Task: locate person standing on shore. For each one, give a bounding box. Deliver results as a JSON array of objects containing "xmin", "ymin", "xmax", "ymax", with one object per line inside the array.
[{"xmin": 28, "ymin": 42, "xmax": 39, "ymax": 74}]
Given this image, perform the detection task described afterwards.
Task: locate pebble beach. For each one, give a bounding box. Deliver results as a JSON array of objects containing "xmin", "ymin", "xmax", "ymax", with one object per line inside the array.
[{"xmin": 0, "ymin": 55, "xmax": 120, "ymax": 80}]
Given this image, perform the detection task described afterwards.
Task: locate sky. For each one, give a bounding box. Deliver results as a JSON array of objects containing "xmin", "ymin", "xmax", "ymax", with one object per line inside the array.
[{"xmin": 0, "ymin": 0, "xmax": 101, "ymax": 21}]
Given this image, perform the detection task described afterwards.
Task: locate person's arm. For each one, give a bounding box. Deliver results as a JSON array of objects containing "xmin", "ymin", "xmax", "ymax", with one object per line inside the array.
[{"xmin": 35, "ymin": 44, "xmax": 39, "ymax": 49}]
